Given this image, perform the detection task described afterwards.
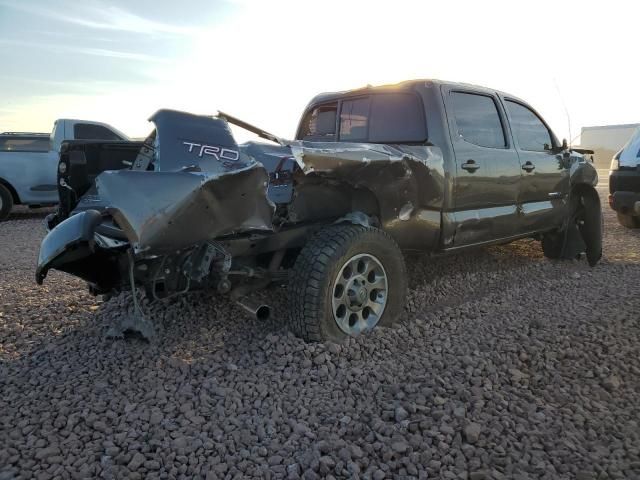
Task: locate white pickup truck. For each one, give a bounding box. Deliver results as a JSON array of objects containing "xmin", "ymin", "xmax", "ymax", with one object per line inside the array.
[{"xmin": 0, "ymin": 119, "xmax": 128, "ymax": 220}]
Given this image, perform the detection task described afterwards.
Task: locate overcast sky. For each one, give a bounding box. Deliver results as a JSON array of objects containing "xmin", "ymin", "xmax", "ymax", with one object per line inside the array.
[{"xmin": 0, "ymin": 0, "xmax": 638, "ymax": 143}]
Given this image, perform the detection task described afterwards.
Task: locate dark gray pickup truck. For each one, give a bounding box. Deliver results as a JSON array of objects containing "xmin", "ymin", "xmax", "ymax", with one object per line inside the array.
[{"xmin": 36, "ymin": 79, "xmax": 602, "ymax": 342}]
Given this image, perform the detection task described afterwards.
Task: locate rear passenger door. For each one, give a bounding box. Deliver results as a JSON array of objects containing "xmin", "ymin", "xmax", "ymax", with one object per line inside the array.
[
  {"xmin": 501, "ymin": 99, "xmax": 568, "ymax": 232},
  {"xmin": 442, "ymin": 87, "xmax": 523, "ymax": 246}
]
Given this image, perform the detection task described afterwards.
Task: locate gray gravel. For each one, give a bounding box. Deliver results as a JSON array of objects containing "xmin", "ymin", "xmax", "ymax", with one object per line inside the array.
[{"xmin": 1, "ymin": 188, "xmax": 640, "ymax": 480}]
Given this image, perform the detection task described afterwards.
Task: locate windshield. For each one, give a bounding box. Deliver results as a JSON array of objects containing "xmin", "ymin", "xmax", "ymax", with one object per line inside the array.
[{"xmin": 619, "ymin": 127, "xmax": 640, "ymax": 167}]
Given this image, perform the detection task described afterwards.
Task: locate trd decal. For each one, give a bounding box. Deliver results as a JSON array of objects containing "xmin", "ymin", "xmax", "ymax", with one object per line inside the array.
[{"xmin": 183, "ymin": 141, "xmax": 239, "ymax": 161}]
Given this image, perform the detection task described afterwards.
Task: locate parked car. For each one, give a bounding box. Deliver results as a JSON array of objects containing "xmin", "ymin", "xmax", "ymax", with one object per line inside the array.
[
  {"xmin": 36, "ymin": 80, "xmax": 602, "ymax": 341},
  {"xmin": 609, "ymin": 126, "xmax": 640, "ymax": 228},
  {"xmin": 0, "ymin": 119, "xmax": 128, "ymax": 220}
]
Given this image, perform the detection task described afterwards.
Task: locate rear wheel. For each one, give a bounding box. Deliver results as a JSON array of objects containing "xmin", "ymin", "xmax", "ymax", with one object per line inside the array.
[
  {"xmin": 616, "ymin": 212, "xmax": 640, "ymax": 229},
  {"xmin": 0, "ymin": 184, "xmax": 13, "ymax": 221},
  {"xmin": 288, "ymin": 225, "xmax": 407, "ymax": 342}
]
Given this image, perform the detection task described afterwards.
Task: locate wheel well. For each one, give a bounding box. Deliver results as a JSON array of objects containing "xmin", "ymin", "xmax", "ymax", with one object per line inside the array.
[
  {"xmin": 0, "ymin": 178, "xmax": 20, "ymax": 204},
  {"xmin": 571, "ymin": 183, "xmax": 599, "ymax": 203}
]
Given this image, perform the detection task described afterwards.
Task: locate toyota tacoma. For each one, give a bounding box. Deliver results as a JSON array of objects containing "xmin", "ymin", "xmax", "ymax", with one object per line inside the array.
[{"xmin": 36, "ymin": 80, "xmax": 602, "ymax": 342}]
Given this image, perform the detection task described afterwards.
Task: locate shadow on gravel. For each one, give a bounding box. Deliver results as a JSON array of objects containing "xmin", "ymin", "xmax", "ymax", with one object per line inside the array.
[
  {"xmin": 405, "ymin": 238, "xmax": 544, "ymax": 287},
  {"xmin": 3, "ymin": 238, "xmax": 548, "ymax": 369},
  {"xmin": 5, "ymin": 206, "xmax": 55, "ymax": 222}
]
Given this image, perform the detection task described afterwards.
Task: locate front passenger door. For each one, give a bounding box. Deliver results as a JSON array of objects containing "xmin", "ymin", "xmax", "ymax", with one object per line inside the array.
[{"xmin": 502, "ymin": 99, "xmax": 569, "ymax": 233}]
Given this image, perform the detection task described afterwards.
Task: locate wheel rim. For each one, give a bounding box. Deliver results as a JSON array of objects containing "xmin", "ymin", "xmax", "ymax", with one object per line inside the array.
[{"xmin": 331, "ymin": 253, "xmax": 388, "ymax": 336}]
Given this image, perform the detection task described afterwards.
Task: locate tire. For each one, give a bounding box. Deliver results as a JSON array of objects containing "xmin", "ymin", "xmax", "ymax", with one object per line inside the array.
[
  {"xmin": 0, "ymin": 184, "xmax": 13, "ymax": 221},
  {"xmin": 579, "ymin": 191, "xmax": 603, "ymax": 266},
  {"xmin": 288, "ymin": 225, "xmax": 407, "ymax": 342},
  {"xmin": 616, "ymin": 212, "xmax": 640, "ymax": 229}
]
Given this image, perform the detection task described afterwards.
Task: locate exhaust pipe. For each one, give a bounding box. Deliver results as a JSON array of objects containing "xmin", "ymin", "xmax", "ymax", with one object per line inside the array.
[{"xmin": 236, "ymin": 297, "xmax": 271, "ymax": 321}]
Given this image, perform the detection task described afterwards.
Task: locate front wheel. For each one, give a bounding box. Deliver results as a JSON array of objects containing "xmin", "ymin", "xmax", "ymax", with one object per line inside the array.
[
  {"xmin": 287, "ymin": 225, "xmax": 407, "ymax": 342},
  {"xmin": 616, "ymin": 212, "xmax": 640, "ymax": 229}
]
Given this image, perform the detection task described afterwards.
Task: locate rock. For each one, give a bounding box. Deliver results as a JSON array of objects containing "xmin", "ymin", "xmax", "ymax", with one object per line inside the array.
[
  {"xmin": 373, "ymin": 470, "xmax": 386, "ymax": 480},
  {"xmin": 144, "ymin": 460, "xmax": 160, "ymax": 470},
  {"xmin": 453, "ymin": 407, "xmax": 466, "ymax": 418},
  {"xmin": 395, "ymin": 406, "xmax": 409, "ymax": 422},
  {"xmin": 440, "ymin": 424, "xmax": 455, "ymax": 436},
  {"xmin": 391, "ymin": 441, "xmax": 408, "ymax": 453},
  {"xmin": 350, "ymin": 444, "xmax": 364, "ymax": 458},
  {"xmin": 469, "ymin": 471, "xmax": 491, "ymax": 480},
  {"xmin": 303, "ymin": 469, "xmax": 319, "ymax": 480},
  {"xmin": 128, "ymin": 452, "xmax": 146, "ymax": 470},
  {"xmin": 508, "ymin": 368, "xmax": 526, "ymax": 382},
  {"xmin": 575, "ymin": 471, "xmax": 595, "ymax": 480},
  {"xmin": 35, "ymin": 447, "xmax": 61, "ymax": 460},
  {"xmin": 319, "ymin": 456, "xmax": 335, "ymax": 473},
  {"xmin": 287, "ymin": 463, "xmax": 301, "ymax": 479},
  {"xmin": 602, "ymin": 375, "xmax": 621, "ymax": 391},
  {"xmin": 464, "ymin": 423, "xmax": 481, "ymax": 444}
]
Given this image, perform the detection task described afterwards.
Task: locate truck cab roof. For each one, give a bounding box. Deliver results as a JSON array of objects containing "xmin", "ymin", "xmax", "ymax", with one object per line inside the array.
[{"xmin": 305, "ymin": 79, "xmax": 522, "ymax": 107}]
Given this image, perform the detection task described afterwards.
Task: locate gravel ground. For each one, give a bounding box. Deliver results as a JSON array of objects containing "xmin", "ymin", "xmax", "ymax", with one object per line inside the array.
[{"xmin": 1, "ymin": 186, "xmax": 639, "ymax": 480}]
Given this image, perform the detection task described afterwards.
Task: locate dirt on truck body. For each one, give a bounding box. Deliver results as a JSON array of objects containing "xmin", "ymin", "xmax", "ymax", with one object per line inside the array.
[{"xmin": 36, "ymin": 80, "xmax": 602, "ymax": 342}]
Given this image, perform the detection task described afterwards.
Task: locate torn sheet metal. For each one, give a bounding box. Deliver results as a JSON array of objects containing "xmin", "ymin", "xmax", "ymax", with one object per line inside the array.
[
  {"xmin": 95, "ymin": 109, "xmax": 275, "ymax": 253},
  {"xmin": 98, "ymin": 166, "xmax": 274, "ymax": 253},
  {"xmin": 290, "ymin": 141, "xmax": 445, "ymax": 250}
]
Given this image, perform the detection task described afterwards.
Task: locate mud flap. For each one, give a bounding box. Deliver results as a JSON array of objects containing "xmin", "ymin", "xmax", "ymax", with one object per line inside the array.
[{"xmin": 557, "ymin": 190, "xmax": 602, "ymax": 266}]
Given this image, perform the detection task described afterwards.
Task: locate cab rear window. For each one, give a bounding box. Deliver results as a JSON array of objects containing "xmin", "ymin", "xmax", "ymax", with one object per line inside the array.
[{"xmin": 299, "ymin": 103, "xmax": 338, "ymax": 141}]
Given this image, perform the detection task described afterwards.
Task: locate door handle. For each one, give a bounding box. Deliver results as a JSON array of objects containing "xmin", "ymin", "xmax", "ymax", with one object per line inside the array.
[
  {"xmin": 522, "ymin": 161, "xmax": 535, "ymax": 172},
  {"xmin": 461, "ymin": 159, "xmax": 480, "ymax": 172}
]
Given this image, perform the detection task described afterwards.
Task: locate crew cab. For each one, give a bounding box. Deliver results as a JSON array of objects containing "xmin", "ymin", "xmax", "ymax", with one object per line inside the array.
[
  {"xmin": 36, "ymin": 80, "xmax": 602, "ymax": 342},
  {"xmin": 609, "ymin": 126, "xmax": 640, "ymax": 228},
  {"xmin": 0, "ymin": 119, "xmax": 128, "ymax": 220}
]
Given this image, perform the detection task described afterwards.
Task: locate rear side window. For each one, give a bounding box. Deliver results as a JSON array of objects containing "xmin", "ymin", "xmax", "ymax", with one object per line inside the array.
[
  {"xmin": 74, "ymin": 124, "xmax": 122, "ymax": 141},
  {"xmin": 505, "ymin": 100, "xmax": 552, "ymax": 152},
  {"xmin": 0, "ymin": 136, "xmax": 50, "ymax": 152},
  {"xmin": 450, "ymin": 92, "xmax": 506, "ymax": 148},
  {"xmin": 300, "ymin": 93, "xmax": 427, "ymax": 144},
  {"xmin": 339, "ymin": 97, "xmax": 370, "ymax": 141},
  {"xmin": 299, "ymin": 103, "xmax": 338, "ymax": 141},
  {"xmin": 368, "ymin": 93, "xmax": 427, "ymax": 143}
]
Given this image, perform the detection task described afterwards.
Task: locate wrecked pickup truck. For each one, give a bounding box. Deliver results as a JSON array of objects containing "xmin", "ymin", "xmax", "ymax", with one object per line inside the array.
[{"xmin": 36, "ymin": 80, "xmax": 602, "ymax": 342}]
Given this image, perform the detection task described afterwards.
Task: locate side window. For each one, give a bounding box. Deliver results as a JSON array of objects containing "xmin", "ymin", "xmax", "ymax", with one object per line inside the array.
[
  {"xmin": 339, "ymin": 97, "xmax": 370, "ymax": 141},
  {"xmin": 505, "ymin": 100, "xmax": 552, "ymax": 152},
  {"xmin": 0, "ymin": 137, "xmax": 49, "ymax": 152},
  {"xmin": 368, "ymin": 93, "xmax": 427, "ymax": 143},
  {"xmin": 450, "ymin": 92, "xmax": 506, "ymax": 148},
  {"xmin": 74, "ymin": 124, "xmax": 122, "ymax": 141},
  {"xmin": 299, "ymin": 103, "xmax": 337, "ymax": 141}
]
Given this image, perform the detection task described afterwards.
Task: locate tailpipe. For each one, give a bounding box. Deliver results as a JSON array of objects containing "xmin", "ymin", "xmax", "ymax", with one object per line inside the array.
[{"xmin": 236, "ymin": 297, "xmax": 271, "ymax": 321}]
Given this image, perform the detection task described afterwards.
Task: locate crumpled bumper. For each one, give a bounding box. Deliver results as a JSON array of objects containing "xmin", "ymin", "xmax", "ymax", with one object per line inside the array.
[{"xmin": 36, "ymin": 209, "xmax": 105, "ymax": 285}]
